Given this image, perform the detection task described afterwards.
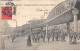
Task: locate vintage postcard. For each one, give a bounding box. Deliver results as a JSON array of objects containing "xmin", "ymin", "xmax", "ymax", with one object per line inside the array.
[{"xmin": 0, "ymin": 0, "xmax": 80, "ymax": 50}]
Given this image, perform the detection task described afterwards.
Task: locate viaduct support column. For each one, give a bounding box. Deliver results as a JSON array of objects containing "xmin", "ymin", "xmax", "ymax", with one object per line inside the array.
[
  {"xmin": 66, "ymin": 22, "xmax": 70, "ymax": 35},
  {"xmin": 66, "ymin": 22, "xmax": 72, "ymax": 43},
  {"xmin": 72, "ymin": 8, "xmax": 79, "ymax": 44},
  {"xmin": 46, "ymin": 25, "xmax": 48, "ymax": 35}
]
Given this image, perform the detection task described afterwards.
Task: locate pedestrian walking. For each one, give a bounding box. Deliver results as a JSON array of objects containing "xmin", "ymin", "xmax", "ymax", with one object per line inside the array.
[
  {"xmin": 35, "ymin": 34, "xmax": 37, "ymax": 42},
  {"xmin": 62, "ymin": 33, "xmax": 65, "ymax": 41},
  {"xmin": 69, "ymin": 29, "xmax": 74, "ymax": 44},
  {"xmin": 47, "ymin": 33, "xmax": 51, "ymax": 43},
  {"xmin": 37, "ymin": 34, "xmax": 40, "ymax": 42},
  {"xmin": 73, "ymin": 33, "xmax": 77, "ymax": 44},
  {"xmin": 69, "ymin": 33, "xmax": 73, "ymax": 43},
  {"xmin": 27, "ymin": 35, "xmax": 31, "ymax": 46},
  {"xmin": 43, "ymin": 34, "xmax": 45, "ymax": 42},
  {"xmin": 58, "ymin": 30, "xmax": 61, "ymax": 41},
  {"xmin": 55, "ymin": 30, "xmax": 58, "ymax": 41},
  {"xmin": 52, "ymin": 33, "xmax": 55, "ymax": 41},
  {"xmin": 61, "ymin": 29, "xmax": 65, "ymax": 41},
  {"xmin": 12, "ymin": 35, "xmax": 16, "ymax": 43},
  {"xmin": 56, "ymin": 34, "xmax": 58, "ymax": 41},
  {"xmin": 32, "ymin": 34, "xmax": 35, "ymax": 42},
  {"xmin": 51, "ymin": 29, "xmax": 55, "ymax": 41}
]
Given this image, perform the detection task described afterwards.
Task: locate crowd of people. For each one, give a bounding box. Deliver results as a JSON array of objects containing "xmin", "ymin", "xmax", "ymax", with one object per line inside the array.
[
  {"xmin": 31, "ymin": 30, "xmax": 46, "ymax": 43},
  {"xmin": 47, "ymin": 28, "xmax": 66, "ymax": 42},
  {"xmin": 27, "ymin": 27, "xmax": 67, "ymax": 46},
  {"xmin": 27, "ymin": 27, "xmax": 80, "ymax": 46}
]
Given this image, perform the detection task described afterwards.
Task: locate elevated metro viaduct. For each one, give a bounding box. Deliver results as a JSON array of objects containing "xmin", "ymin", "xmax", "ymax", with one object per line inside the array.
[{"xmin": 46, "ymin": 0, "xmax": 80, "ymax": 44}]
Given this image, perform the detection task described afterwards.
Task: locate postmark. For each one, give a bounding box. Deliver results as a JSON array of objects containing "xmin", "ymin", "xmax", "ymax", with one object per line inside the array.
[{"xmin": 1, "ymin": 7, "xmax": 12, "ymax": 20}]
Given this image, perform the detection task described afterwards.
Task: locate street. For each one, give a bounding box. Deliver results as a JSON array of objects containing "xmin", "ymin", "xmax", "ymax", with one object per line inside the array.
[{"xmin": 0, "ymin": 36, "xmax": 80, "ymax": 50}]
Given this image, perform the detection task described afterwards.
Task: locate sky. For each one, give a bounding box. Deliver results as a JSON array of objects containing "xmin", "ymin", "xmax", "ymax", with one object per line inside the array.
[{"xmin": 1, "ymin": 0, "xmax": 65, "ymax": 27}]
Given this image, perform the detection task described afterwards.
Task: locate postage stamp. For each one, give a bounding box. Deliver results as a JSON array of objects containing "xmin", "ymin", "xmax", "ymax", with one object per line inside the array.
[{"xmin": 1, "ymin": 6, "xmax": 12, "ymax": 20}]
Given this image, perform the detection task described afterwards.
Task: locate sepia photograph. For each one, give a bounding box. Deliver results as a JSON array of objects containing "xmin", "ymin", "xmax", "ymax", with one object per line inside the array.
[{"xmin": 0, "ymin": 0, "xmax": 80, "ymax": 50}]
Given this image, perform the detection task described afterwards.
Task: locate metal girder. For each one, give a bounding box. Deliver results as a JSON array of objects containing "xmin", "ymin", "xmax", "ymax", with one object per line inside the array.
[{"xmin": 46, "ymin": 0, "xmax": 78, "ymax": 26}]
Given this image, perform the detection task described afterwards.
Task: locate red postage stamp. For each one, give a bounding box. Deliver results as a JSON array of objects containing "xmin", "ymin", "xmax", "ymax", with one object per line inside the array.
[{"xmin": 1, "ymin": 7, "xmax": 12, "ymax": 20}]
